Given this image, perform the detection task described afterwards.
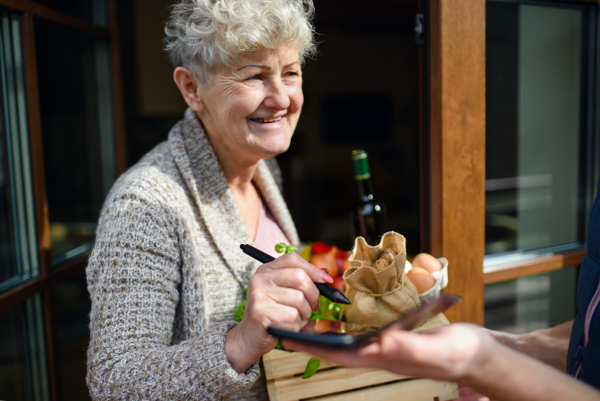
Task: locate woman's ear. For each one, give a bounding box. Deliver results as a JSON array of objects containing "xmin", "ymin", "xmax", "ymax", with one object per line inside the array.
[{"xmin": 173, "ymin": 67, "xmax": 204, "ymax": 112}]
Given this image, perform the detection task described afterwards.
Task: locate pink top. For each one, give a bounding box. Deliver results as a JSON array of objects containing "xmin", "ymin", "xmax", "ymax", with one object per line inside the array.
[{"xmin": 253, "ymin": 194, "xmax": 291, "ymax": 258}]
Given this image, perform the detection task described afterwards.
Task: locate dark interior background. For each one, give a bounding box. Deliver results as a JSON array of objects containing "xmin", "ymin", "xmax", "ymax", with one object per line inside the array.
[{"xmin": 118, "ymin": 0, "xmax": 422, "ymax": 254}]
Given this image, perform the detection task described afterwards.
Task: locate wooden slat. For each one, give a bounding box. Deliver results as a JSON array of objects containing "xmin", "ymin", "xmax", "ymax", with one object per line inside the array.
[
  {"xmin": 307, "ymin": 379, "xmax": 459, "ymax": 401},
  {"xmin": 263, "ymin": 349, "xmax": 339, "ymax": 381},
  {"xmin": 271, "ymin": 367, "xmax": 407, "ymax": 401},
  {"xmin": 0, "ymin": 0, "xmax": 110, "ymax": 38},
  {"xmin": 428, "ymin": 0, "xmax": 486, "ymax": 325},
  {"xmin": 484, "ymin": 249, "xmax": 586, "ymax": 284},
  {"xmin": 108, "ymin": 0, "xmax": 128, "ymax": 174}
]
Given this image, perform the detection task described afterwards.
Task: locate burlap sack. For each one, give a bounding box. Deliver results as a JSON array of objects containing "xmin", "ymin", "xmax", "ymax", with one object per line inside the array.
[{"xmin": 342, "ymin": 232, "xmax": 421, "ymax": 328}]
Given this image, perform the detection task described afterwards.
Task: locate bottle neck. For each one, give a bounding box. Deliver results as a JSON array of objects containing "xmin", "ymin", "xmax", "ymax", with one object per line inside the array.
[{"xmin": 355, "ymin": 177, "xmax": 374, "ymax": 200}]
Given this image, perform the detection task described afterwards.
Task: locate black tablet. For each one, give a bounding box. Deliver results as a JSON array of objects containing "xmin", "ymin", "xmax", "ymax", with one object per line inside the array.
[{"xmin": 267, "ymin": 294, "xmax": 461, "ymax": 348}]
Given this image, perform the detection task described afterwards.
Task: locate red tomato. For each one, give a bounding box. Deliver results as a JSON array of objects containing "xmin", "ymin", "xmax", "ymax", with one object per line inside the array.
[
  {"xmin": 311, "ymin": 241, "xmax": 332, "ymax": 254},
  {"xmin": 310, "ymin": 246, "xmax": 339, "ymax": 279},
  {"xmin": 332, "ymin": 276, "xmax": 345, "ymax": 290},
  {"xmin": 335, "ymin": 249, "xmax": 348, "ymax": 260}
]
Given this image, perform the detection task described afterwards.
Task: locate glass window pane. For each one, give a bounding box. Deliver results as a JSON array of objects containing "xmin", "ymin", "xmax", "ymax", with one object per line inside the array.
[
  {"xmin": 54, "ymin": 272, "xmax": 91, "ymax": 400},
  {"xmin": 485, "ymin": 267, "xmax": 577, "ymax": 333},
  {"xmin": 486, "ymin": 3, "xmax": 587, "ymax": 256},
  {"xmin": 0, "ymin": 11, "xmax": 38, "ymax": 292},
  {"xmin": 35, "ymin": 20, "xmax": 116, "ymax": 266},
  {"xmin": 32, "ymin": 0, "xmax": 107, "ymax": 26},
  {"xmin": 0, "ymin": 294, "xmax": 50, "ymax": 401}
]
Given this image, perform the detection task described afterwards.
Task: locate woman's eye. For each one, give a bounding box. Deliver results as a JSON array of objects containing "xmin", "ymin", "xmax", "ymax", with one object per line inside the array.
[{"xmin": 249, "ymin": 74, "xmax": 261, "ymax": 80}]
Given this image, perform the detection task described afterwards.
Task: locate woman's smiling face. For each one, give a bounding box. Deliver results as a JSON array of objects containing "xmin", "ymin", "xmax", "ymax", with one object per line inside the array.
[{"xmin": 196, "ymin": 46, "xmax": 304, "ymax": 166}]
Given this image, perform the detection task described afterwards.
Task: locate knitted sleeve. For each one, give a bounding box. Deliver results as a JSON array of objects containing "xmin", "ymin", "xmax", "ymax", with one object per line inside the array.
[{"xmin": 86, "ymin": 188, "xmax": 259, "ymax": 400}]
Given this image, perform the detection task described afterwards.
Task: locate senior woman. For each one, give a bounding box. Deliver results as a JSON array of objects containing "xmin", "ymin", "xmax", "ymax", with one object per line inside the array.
[{"xmin": 85, "ymin": 1, "xmax": 327, "ymax": 400}]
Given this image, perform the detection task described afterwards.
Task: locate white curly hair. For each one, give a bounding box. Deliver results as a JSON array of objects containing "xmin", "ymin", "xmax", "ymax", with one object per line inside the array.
[{"xmin": 164, "ymin": 0, "xmax": 316, "ymax": 85}]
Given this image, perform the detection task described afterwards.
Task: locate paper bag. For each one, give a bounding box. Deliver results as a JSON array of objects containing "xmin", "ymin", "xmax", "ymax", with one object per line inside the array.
[{"xmin": 342, "ymin": 232, "xmax": 421, "ymax": 328}]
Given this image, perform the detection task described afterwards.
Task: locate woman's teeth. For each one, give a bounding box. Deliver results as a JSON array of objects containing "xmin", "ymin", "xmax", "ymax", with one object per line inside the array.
[{"xmin": 251, "ymin": 117, "xmax": 282, "ymax": 123}]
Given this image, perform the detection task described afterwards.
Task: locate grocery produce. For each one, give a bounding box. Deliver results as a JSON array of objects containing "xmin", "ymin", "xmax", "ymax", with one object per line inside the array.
[
  {"xmin": 332, "ymin": 276, "xmax": 345, "ymax": 290},
  {"xmin": 307, "ymin": 242, "xmax": 350, "ymax": 280},
  {"xmin": 343, "ymin": 233, "xmax": 421, "ymax": 328},
  {"xmin": 350, "ymin": 150, "xmax": 389, "ymax": 245},
  {"xmin": 311, "ymin": 241, "xmax": 332, "ymax": 255},
  {"xmin": 406, "ymin": 266, "xmax": 436, "ymax": 294},
  {"xmin": 412, "ymin": 253, "xmax": 442, "ymax": 273},
  {"xmin": 310, "ymin": 246, "xmax": 339, "ymax": 278},
  {"xmin": 313, "ymin": 318, "xmax": 332, "ymax": 333}
]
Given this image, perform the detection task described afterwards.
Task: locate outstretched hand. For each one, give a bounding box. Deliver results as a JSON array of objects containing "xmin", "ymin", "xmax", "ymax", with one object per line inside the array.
[
  {"xmin": 284, "ymin": 323, "xmax": 496, "ymax": 384},
  {"xmin": 285, "ymin": 321, "xmax": 600, "ymax": 401}
]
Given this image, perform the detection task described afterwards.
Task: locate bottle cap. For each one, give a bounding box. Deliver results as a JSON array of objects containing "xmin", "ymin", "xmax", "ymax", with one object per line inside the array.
[{"xmin": 351, "ymin": 150, "xmax": 371, "ymax": 180}]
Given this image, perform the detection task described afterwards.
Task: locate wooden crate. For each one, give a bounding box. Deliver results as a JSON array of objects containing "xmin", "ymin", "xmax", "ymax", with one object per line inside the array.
[{"xmin": 262, "ymin": 314, "xmax": 458, "ymax": 401}]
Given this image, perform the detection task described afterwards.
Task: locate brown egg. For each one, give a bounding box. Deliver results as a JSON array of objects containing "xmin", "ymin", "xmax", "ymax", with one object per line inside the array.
[
  {"xmin": 412, "ymin": 253, "xmax": 442, "ymax": 273},
  {"xmin": 406, "ymin": 266, "xmax": 436, "ymax": 294}
]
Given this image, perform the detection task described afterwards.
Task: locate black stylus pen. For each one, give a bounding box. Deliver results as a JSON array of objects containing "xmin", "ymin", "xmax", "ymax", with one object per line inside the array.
[{"xmin": 240, "ymin": 244, "xmax": 351, "ymax": 305}]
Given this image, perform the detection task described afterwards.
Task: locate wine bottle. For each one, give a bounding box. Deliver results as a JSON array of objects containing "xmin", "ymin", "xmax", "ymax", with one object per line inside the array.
[{"xmin": 350, "ymin": 150, "xmax": 389, "ymax": 245}]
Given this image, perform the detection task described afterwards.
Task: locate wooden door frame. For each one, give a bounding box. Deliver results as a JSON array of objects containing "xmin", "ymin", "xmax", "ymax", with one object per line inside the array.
[
  {"xmin": 424, "ymin": 0, "xmax": 486, "ymax": 325},
  {"xmin": 423, "ymin": 0, "xmax": 589, "ymax": 325}
]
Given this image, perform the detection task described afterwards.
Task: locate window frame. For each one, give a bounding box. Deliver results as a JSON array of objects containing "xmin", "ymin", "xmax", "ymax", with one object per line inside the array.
[{"xmin": 0, "ymin": 1, "xmax": 126, "ymax": 399}]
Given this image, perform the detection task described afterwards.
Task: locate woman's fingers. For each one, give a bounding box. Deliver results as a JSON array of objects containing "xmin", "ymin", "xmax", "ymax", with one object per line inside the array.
[
  {"xmin": 267, "ymin": 253, "xmax": 333, "ymax": 285},
  {"xmin": 262, "ymin": 285, "xmax": 313, "ymax": 321},
  {"xmin": 259, "ymin": 302, "xmax": 310, "ymax": 332},
  {"xmin": 254, "ymin": 254, "xmax": 324, "ymax": 310}
]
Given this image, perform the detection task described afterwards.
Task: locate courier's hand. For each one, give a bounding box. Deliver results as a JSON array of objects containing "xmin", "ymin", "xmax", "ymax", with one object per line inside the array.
[
  {"xmin": 225, "ymin": 253, "xmax": 330, "ymax": 372},
  {"xmin": 284, "ymin": 323, "xmax": 496, "ymax": 383},
  {"xmin": 454, "ymin": 386, "xmax": 491, "ymax": 401},
  {"xmin": 286, "ymin": 322, "xmax": 600, "ymax": 401}
]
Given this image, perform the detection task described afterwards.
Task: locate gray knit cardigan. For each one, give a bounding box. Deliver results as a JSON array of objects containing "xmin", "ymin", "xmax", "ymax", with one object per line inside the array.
[{"xmin": 86, "ymin": 108, "xmax": 300, "ymax": 400}]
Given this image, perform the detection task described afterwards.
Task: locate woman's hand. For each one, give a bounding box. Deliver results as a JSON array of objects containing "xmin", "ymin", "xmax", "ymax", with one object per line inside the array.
[
  {"xmin": 225, "ymin": 253, "xmax": 331, "ymax": 372},
  {"xmin": 284, "ymin": 323, "xmax": 497, "ymax": 383}
]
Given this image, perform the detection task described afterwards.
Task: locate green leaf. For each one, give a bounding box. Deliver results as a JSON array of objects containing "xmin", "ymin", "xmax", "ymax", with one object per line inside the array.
[
  {"xmin": 311, "ymin": 296, "xmax": 343, "ymax": 321},
  {"xmin": 328, "ymin": 302, "xmax": 342, "ymax": 317},
  {"xmin": 284, "ymin": 245, "xmax": 298, "ymax": 254},
  {"xmin": 302, "ymin": 357, "xmax": 321, "ymax": 379},
  {"xmin": 275, "ymin": 338, "xmax": 283, "ymax": 350},
  {"xmin": 234, "ymin": 299, "xmax": 246, "ymax": 322},
  {"xmin": 275, "ymin": 243, "xmax": 287, "ymax": 254},
  {"xmin": 275, "ymin": 243, "xmax": 299, "ymax": 255}
]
